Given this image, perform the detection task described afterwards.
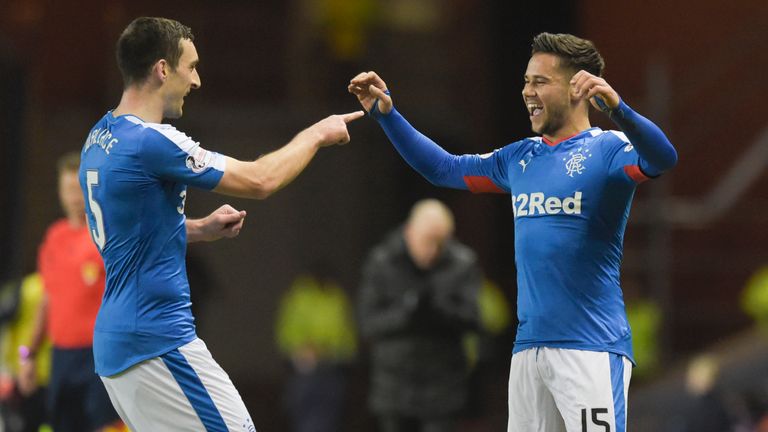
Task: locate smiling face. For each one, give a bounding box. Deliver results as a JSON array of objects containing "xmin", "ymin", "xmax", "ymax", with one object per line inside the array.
[
  {"xmin": 162, "ymin": 39, "xmax": 200, "ymax": 119},
  {"xmin": 522, "ymin": 52, "xmax": 576, "ymax": 139}
]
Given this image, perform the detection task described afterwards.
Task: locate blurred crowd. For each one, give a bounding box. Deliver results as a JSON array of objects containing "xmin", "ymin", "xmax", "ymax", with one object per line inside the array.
[{"xmin": 626, "ymin": 265, "xmax": 768, "ymax": 432}]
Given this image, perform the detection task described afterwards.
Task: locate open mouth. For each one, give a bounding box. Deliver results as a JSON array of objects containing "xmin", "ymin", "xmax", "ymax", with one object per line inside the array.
[{"xmin": 527, "ymin": 103, "xmax": 543, "ymax": 117}]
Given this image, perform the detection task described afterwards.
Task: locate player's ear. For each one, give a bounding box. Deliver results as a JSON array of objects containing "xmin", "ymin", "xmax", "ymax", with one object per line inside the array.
[
  {"xmin": 569, "ymin": 83, "xmax": 579, "ymax": 103},
  {"xmin": 569, "ymin": 84, "xmax": 585, "ymax": 105},
  {"xmin": 565, "ymin": 73, "xmax": 579, "ymax": 103},
  {"xmin": 152, "ymin": 59, "xmax": 169, "ymax": 83}
]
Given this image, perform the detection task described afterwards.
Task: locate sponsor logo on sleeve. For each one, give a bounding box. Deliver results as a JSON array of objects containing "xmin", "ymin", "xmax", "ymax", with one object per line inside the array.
[{"xmin": 185, "ymin": 148, "xmax": 211, "ymax": 173}]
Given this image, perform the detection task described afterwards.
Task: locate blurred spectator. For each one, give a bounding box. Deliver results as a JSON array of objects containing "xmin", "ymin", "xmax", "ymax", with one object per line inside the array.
[
  {"xmin": 742, "ymin": 265, "xmax": 768, "ymax": 330},
  {"xmin": 0, "ymin": 275, "xmax": 22, "ymax": 335},
  {"xmin": 621, "ymin": 276, "xmax": 661, "ymax": 381},
  {"xmin": 681, "ymin": 354, "xmax": 751, "ymax": 432},
  {"xmin": 476, "ymin": 280, "xmax": 512, "ymax": 340},
  {"xmin": 463, "ymin": 279, "xmax": 512, "ymax": 369},
  {"xmin": 358, "ymin": 199, "xmax": 481, "ymax": 432},
  {"xmin": 275, "ymin": 268, "xmax": 357, "ymax": 432},
  {"xmin": 0, "ymin": 274, "xmax": 51, "ymax": 432},
  {"xmin": 462, "ymin": 279, "xmax": 512, "ymax": 425},
  {"xmin": 625, "ymin": 298, "xmax": 661, "ymax": 380},
  {"xmin": 18, "ymin": 153, "xmax": 122, "ymax": 432}
]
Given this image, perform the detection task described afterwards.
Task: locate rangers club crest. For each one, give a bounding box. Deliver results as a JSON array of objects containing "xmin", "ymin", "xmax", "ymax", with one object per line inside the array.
[{"xmin": 563, "ymin": 146, "xmax": 592, "ymax": 177}]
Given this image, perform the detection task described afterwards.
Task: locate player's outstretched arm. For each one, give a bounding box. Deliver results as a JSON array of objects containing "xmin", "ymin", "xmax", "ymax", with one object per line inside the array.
[
  {"xmin": 213, "ymin": 111, "xmax": 364, "ymax": 199},
  {"xmin": 348, "ymin": 71, "xmax": 469, "ymax": 190},
  {"xmin": 187, "ymin": 204, "xmax": 247, "ymax": 243},
  {"xmin": 571, "ymin": 70, "xmax": 678, "ymax": 176}
]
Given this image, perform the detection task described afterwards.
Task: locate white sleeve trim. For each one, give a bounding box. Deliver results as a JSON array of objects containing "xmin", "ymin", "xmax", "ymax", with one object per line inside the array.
[
  {"xmin": 144, "ymin": 123, "xmax": 227, "ymax": 172},
  {"xmin": 608, "ymin": 130, "xmax": 630, "ymax": 143}
]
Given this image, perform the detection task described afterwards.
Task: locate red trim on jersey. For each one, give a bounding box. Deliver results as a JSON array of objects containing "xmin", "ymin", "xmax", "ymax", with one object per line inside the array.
[
  {"xmin": 624, "ymin": 165, "xmax": 650, "ymax": 184},
  {"xmin": 542, "ymin": 132, "xmax": 581, "ymax": 147},
  {"xmin": 463, "ymin": 176, "xmax": 505, "ymax": 194}
]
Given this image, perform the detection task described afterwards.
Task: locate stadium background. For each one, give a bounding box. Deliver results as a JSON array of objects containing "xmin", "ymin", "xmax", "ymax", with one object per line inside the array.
[{"xmin": 1, "ymin": 0, "xmax": 767, "ymax": 430}]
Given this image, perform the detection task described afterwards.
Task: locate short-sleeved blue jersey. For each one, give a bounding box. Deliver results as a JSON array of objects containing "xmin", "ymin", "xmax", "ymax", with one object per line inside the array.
[
  {"xmin": 455, "ymin": 128, "xmax": 646, "ymax": 362},
  {"xmin": 79, "ymin": 112, "xmax": 226, "ymax": 376}
]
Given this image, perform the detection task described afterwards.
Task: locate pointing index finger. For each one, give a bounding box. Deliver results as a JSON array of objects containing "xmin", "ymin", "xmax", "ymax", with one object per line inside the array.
[{"xmin": 342, "ymin": 110, "xmax": 365, "ymax": 123}]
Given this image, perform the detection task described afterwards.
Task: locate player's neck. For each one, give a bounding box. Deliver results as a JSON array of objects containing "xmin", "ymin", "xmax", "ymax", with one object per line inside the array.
[
  {"xmin": 113, "ymin": 86, "xmax": 164, "ymax": 123},
  {"xmin": 543, "ymin": 116, "xmax": 591, "ymax": 144}
]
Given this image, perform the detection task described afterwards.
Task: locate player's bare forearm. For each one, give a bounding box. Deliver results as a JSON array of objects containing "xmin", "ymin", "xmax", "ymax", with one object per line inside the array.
[
  {"xmin": 185, "ymin": 218, "xmax": 207, "ymax": 242},
  {"xmin": 186, "ymin": 205, "xmax": 246, "ymax": 243},
  {"xmin": 216, "ymin": 134, "xmax": 320, "ymax": 199},
  {"xmin": 213, "ymin": 111, "xmax": 363, "ymax": 199}
]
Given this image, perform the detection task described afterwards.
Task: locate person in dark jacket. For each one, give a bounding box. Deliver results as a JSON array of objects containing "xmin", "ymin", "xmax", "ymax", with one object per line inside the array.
[{"xmin": 358, "ymin": 199, "xmax": 481, "ymax": 432}]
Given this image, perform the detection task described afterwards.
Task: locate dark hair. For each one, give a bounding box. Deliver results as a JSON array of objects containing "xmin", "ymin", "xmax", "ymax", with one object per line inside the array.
[
  {"xmin": 116, "ymin": 17, "xmax": 194, "ymax": 87},
  {"xmin": 57, "ymin": 151, "xmax": 80, "ymax": 175},
  {"xmin": 531, "ymin": 33, "xmax": 605, "ymax": 77}
]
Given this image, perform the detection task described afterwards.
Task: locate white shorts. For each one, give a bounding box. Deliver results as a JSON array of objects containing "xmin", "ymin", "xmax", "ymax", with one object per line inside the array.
[
  {"xmin": 101, "ymin": 338, "xmax": 256, "ymax": 432},
  {"xmin": 508, "ymin": 347, "xmax": 632, "ymax": 432}
]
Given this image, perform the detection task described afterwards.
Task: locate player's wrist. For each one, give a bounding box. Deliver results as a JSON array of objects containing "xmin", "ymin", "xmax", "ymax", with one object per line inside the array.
[
  {"xmin": 369, "ymin": 90, "xmax": 392, "ymax": 119},
  {"xmin": 300, "ymin": 125, "xmax": 329, "ymax": 149},
  {"xmin": 185, "ymin": 218, "xmax": 202, "ymax": 239},
  {"xmin": 607, "ymin": 98, "xmax": 631, "ymax": 124}
]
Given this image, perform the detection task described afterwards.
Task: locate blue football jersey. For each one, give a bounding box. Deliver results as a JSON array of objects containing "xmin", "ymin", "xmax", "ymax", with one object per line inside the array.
[
  {"xmin": 456, "ymin": 128, "xmax": 647, "ymax": 363},
  {"xmin": 80, "ymin": 112, "xmax": 226, "ymax": 376}
]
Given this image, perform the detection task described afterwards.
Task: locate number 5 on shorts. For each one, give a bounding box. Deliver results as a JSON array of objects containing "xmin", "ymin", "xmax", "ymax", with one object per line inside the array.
[
  {"xmin": 86, "ymin": 170, "xmax": 106, "ymax": 250},
  {"xmin": 581, "ymin": 408, "xmax": 610, "ymax": 431}
]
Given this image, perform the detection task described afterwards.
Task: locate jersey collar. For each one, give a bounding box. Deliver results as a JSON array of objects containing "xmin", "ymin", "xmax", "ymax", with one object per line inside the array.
[
  {"xmin": 107, "ymin": 111, "xmax": 147, "ymax": 124},
  {"xmin": 541, "ymin": 127, "xmax": 602, "ymax": 147}
]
